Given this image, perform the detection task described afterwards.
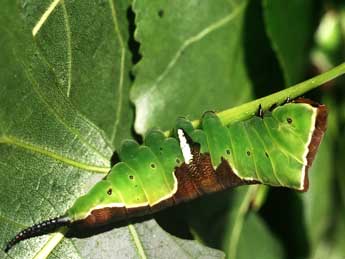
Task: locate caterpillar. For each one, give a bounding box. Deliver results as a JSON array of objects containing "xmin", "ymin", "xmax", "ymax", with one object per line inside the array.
[{"xmin": 4, "ymin": 98, "xmax": 327, "ymax": 252}]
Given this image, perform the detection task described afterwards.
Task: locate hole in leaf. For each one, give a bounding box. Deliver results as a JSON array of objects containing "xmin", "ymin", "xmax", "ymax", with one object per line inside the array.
[
  {"xmin": 150, "ymin": 163, "xmax": 156, "ymax": 169},
  {"xmin": 247, "ymin": 151, "xmax": 251, "ymax": 156},
  {"xmin": 107, "ymin": 188, "xmax": 112, "ymax": 195},
  {"xmin": 287, "ymin": 117, "xmax": 293, "ymax": 124},
  {"xmin": 129, "ymin": 175, "xmax": 134, "ymax": 180}
]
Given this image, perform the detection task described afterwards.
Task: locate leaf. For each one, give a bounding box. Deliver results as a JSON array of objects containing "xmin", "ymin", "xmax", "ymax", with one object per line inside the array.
[
  {"xmin": 176, "ymin": 187, "xmax": 258, "ymax": 250},
  {"xmin": 310, "ymin": 204, "xmax": 345, "ymax": 259},
  {"xmin": 0, "ymin": 2, "xmax": 112, "ymax": 258},
  {"xmin": 263, "ymin": 0, "xmax": 317, "ymax": 85},
  {"xmin": 0, "ymin": 1, "xmax": 223, "ymax": 258},
  {"xmin": 72, "ymin": 220, "xmax": 224, "ymax": 259},
  {"xmin": 181, "ymin": 186, "xmax": 282, "ymax": 259},
  {"xmin": 21, "ymin": 0, "xmax": 134, "ymax": 148},
  {"xmin": 131, "ymin": 0, "xmax": 253, "ymax": 134},
  {"xmin": 234, "ymin": 213, "xmax": 284, "ymax": 259}
]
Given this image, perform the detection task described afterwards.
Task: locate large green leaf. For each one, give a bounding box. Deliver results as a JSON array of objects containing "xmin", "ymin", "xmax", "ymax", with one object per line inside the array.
[
  {"xmin": 131, "ymin": 0, "xmax": 253, "ymax": 134},
  {"xmin": 234, "ymin": 213, "xmax": 284, "ymax": 259},
  {"xmin": 262, "ymin": 0, "xmax": 316, "ymax": 85},
  {"xmin": 0, "ymin": 1, "xmax": 224, "ymax": 258},
  {"xmin": 21, "ymin": 0, "xmax": 133, "ymax": 149}
]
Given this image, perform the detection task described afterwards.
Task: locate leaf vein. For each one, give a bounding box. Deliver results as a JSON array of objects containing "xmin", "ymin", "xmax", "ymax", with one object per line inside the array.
[
  {"xmin": 0, "ymin": 135, "xmax": 109, "ymax": 173},
  {"xmin": 128, "ymin": 224, "xmax": 147, "ymax": 259},
  {"xmin": 0, "ymin": 214, "xmax": 26, "ymax": 229},
  {"xmin": 61, "ymin": 2, "xmax": 73, "ymax": 98},
  {"xmin": 20, "ymin": 60, "xmax": 111, "ymax": 163},
  {"xmin": 32, "ymin": 0, "xmax": 62, "ymax": 36},
  {"xmin": 32, "ymin": 228, "xmax": 67, "ymax": 259},
  {"xmin": 108, "ymin": 0, "xmax": 126, "ymax": 143},
  {"xmin": 140, "ymin": 2, "xmax": 245, "ymax": 97}
]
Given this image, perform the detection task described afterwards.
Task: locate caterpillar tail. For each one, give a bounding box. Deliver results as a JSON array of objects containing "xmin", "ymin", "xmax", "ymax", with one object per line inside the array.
[{"xmin": 4, "ymin": 216, "xmax": 71, "ymax": 253}]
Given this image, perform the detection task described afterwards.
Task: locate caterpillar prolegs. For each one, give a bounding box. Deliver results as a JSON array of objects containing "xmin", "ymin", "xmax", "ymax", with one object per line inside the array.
[{"xmin": 5, "ymin": 98, "xmax": 327, "ymax": 252}]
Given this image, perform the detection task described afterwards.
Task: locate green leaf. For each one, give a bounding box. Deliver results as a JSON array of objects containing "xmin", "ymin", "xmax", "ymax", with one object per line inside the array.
[
  {"xmin": 220, "ymin": 187, "xmax": 259, "ymax": 258},
  {"xmin": 0, "ymin": 1, "xmax": 224, "ymax": 258},
  {"xmin": 71, "ymin": 220, "xmax": 224, "ymax": 259},
  {"xmin": 310, "ymin": 204, "xmax": 345, "ymax": 259},
  {"xmin": 235, "ymin": 213, "xmax": 284, "ymax": 259},
  {"xmin": 131, "ymin": 0, "xmax": 253, "ymax": 134},
  {"xmin": 0, "ymin": 2, "xmax": 111, "ymax": 258},
  {"xmin": 186, "ymin": 187, "xmax": 284, "ymax": 259},
  {"xmin": 263, "ymin": 0, "xmax": 316, "ymax": 85},
  {"xmin": 21, "ymin": 0, "xmax": 133, "ymax": 148}
]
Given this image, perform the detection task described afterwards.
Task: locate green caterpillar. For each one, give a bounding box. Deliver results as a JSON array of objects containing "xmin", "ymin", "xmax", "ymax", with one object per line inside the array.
[{"xmin": 5, "ymin": 98, "xmax": 327, "ymax": 252}]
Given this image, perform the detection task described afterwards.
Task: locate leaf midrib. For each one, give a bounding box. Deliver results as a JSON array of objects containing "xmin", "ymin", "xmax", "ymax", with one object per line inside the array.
[{"xmin": 0, "ymin": 135, "xmax": 109, "ymax": 174}]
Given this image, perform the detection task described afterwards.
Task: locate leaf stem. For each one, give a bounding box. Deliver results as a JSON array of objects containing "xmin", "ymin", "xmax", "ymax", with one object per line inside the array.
[{"xmin": 192, "ymin": 62, "xmax": 345, "ymax": 128}]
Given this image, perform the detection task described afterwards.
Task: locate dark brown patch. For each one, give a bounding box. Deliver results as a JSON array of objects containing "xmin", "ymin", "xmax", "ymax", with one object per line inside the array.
[
  {"xmin": 172, "ymin": 163, "xmax": 201, "ymax": 204},
  {"xmin": 292, "ymin": 97, "xmax": 320, "ymax": 107},
  {"xmin": 189, "ymin": 145, "xmax": 223, "ymax": 193},
  {"xmin": 171, "ymin": 143, "xmax": 259, "ymax": 206},
  {"xmin": 301, "ymin": 101, "xmax": 327, "ymax": 191},
  {"xmin": 126, "ymin": 205, "xmax": 151, "ymax": 218},
  {"xmin": 150, "ymin": 163, "xmax": 156, "ymax": 169},
  {"xmin": 76, "ymin": 207, "xmax": 127, "ymax": 228},
  {"xmin": 215, "ymin": 157, "xmax": 259, "ymax": 189},
  {"xmin": 151, "ymin": 197, "xmax": 174, "ymax": 213},
  {"xmin": 129, "ymin": 175, "xmax": 134, "ymax": 180}
]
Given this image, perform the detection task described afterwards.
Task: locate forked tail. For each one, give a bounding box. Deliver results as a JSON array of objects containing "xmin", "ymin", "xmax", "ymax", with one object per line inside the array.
[{"xmin": 5, "ymin": 216, "xmax": 71, "ymax": 253}]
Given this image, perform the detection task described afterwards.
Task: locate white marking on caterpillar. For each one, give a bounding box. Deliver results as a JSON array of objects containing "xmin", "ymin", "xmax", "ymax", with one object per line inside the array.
[
  {"xmin": 177, "ymin": 129, "xmax": 193, "ymax": 165},
  {"xmin": 300, "ymin": 106, "xmax": 317, "ymax": 190}
]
